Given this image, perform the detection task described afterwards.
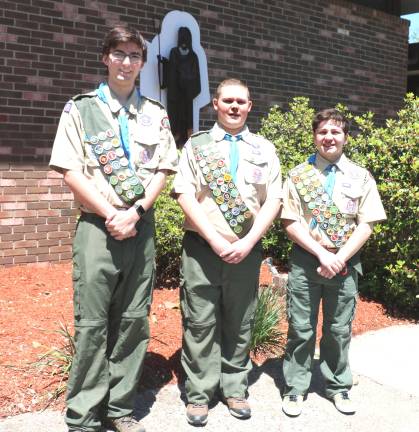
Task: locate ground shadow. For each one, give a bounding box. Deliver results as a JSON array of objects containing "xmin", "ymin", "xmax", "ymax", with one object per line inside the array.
[{"xmin": 249, "ymin": 357, "xmax": 326, "ymax": 399}]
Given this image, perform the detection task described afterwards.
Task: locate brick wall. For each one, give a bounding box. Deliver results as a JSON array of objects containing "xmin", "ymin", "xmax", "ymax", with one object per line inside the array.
[
  {"xmin": 0, "ymin": 164, "xmax": 77, "ymax": 265},
  {"xmin": 0, "ymin": 0, "xmax": 409, "ymax": 265}
]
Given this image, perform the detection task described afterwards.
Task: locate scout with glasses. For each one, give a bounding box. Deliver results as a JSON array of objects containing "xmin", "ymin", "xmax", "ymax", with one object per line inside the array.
[
  {"xmin": 280, "ymin": 109, "xmax": 386, "ymax": 417},
  {"xmin": 172, "ymin": 78, "xmax": 282, "ymax": 426},
  {"xmin": 49, "ymin": 26, "xmax": 178, "ymax": 432}
]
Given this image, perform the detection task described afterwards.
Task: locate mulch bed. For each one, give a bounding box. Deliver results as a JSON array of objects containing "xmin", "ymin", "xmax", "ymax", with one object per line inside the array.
[{"xmin": 0, "ymin": 262, "xmax": 410, "ymax": 418}]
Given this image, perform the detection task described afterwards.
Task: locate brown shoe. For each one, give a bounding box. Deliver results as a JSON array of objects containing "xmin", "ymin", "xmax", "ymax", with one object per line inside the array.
[
  {"xmin": 186, "ymin": 403, "xmax": 208, "ymax": 426},
  {"xmin": 224, "ymin": 397, "xmax": 251, "ymax": 419},
  {"xmin": 106, "ymin": 416, "xmax": 145, "ymax": 432}
]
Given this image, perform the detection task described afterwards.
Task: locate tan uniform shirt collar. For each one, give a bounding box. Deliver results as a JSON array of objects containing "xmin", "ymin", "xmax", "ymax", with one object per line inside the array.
[
  {"xmin": 211, "ymin": 122, "xmax": 250, "ymax": 142},
  {"xmin": 102, "ymin": 83, "xmax": 141, "ymax": 116},
  {"xmin": 314, "ymin": 152, "xmax": 349, "ymax": 174}
]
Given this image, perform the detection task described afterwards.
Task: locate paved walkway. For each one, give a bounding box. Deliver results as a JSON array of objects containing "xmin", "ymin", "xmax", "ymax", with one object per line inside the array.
[{"xmin": 1, "ymin": 324, "xmax": 419, "ymax": 432}]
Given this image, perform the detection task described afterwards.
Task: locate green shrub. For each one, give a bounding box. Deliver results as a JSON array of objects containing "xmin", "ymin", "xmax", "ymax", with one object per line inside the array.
[
  {"xmin": 154, "ymin": 181, "xmax": 184, "ymax": 286},
  {"xmin": 258, "ymin": 94, "xmax": 419, "ymax": 318},
  {"xmin": 250, "ymin": 285, "xmax": 284, "ymax": 356}
]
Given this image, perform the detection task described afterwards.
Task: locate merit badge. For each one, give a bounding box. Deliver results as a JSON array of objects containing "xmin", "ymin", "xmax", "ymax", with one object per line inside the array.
[
  {"xmin": 106, "ymin": 129, "xmax": 115, "ymax": 138},
  {"xmin": 90, "ymin": 135, "xmax": 99, "ymax": 145},
  {"xmin": 98, "ymin": 131, "xmax": 107, "ymax": 141},
  {"xmin": 139, "ymin": 114, "xmax": 152, "ymax": 126},
  {"xmin": 161, "ymin": 116, "xmax": 171, "ymax": 129}
]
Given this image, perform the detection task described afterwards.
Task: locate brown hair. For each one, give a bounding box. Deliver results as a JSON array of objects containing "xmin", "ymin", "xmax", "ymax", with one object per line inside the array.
[
  {"xmin": 101, "ymin": 25, "xmax": 147, "ymax": 62},
  {"xmin": 312, "ymin": 108, "xmax": 350, "ymax": 134},
  {"xmin": 214, "ymin": 78, "xmax": 250, "ymax": 99}
]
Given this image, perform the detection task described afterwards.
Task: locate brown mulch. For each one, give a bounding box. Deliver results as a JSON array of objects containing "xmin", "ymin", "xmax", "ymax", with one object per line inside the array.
[{"xmin": 0, "ymin": 262, "xmax": 411, "ymax": 418}]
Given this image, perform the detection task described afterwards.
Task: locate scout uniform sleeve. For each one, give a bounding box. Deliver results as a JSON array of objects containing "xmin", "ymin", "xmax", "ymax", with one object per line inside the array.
[
  {"xmin": 49, "ymin": 100, "xmax": 85, "ymax": 173},
  {"xmin": 356, "ymin": 172, "xmax": 387, "ymax": 224},
  {"xmin": 156, "ymin": 109, "xmax": 178, "ymax": 173},
  {"xmin": 265, "ymin": 143, "xmax": 283, "ymax": 200},
  {"xmin": 280, "ymin": 177, "xmax": 302, "ymax": 221},
  {"xmin": 172, "ymin": 140, "xmax": 197, "ymax": 195}
]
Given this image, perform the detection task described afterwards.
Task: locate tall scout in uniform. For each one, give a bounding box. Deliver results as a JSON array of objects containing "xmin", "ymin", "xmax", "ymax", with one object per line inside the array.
[
  {"xmin": 49, "ymin": 26, "xmax": 178, "ymax": 432},
  {"xmin": 172, "ymin": 79, "xmax": 282, "ymax": 426},
  {"xmin": 280, "ymin": 109, "xmax": 386, "ymax": 417}
]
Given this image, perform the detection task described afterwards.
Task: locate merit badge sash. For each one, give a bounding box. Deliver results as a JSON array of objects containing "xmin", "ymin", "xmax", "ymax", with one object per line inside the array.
[
  {"xmin": 191, "ymin": 133, "xmax": 254, "ymax": 239},
  {"xmin": 74, "ymin": 96, "xmax": 145, "ymax": 205},
  {"xmin": 289, "ymin": 162, "xmax": 354, "ymax": 248}
]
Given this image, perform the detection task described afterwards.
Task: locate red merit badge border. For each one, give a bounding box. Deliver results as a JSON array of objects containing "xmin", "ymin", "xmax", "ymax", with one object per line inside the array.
[
  {"xmin": 290, "ymin": 163, "xmax": 354, "ymax": 248},
  {"xmin": 88, "ymin": 128, "xmax": 145, "ymax": 204},
  {"xmin": 191, "ymin": 133, "xmax": 254, "ymax": 239}
]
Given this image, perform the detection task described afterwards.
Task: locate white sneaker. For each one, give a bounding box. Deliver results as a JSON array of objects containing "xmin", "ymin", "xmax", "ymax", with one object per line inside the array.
[
  {"xmin": 333, "ymin": 391, "xmax": 356, "ymax": 414},
  {"xmin": 282, "ymin": 395, "xmax": 303, "ymax": 417}
]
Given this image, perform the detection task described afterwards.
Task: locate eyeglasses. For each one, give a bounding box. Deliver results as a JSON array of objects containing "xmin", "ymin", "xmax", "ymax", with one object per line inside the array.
[{"xmin": 110, "ymin": 50, "xmax": 143, "ymax": 64}]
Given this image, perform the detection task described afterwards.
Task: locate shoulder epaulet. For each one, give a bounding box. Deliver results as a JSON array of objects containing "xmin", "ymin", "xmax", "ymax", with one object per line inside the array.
[
  {"xmin": 191, "ymin": 130, "xmax": 210, "ymax": 138},
  {"xmin": 72, "ymin": 91, "xmax": 96, "ymax": 101},
  {"xmin": 141, "ymin": 95, "xmax": 165, "ymax": 109}
]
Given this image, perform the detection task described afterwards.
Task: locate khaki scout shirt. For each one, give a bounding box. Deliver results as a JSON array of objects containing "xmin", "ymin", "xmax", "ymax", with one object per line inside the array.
[
  {"xmin": 49, "ymin": 84, "xmax": 178, "ymax": 210},
  {"xmin": 281, "ymin": 152, "xmax": 386, "ymax": 247},
  {"xmin": 172, "ymin": 122, "xmax": 282, "ymax": 241}
]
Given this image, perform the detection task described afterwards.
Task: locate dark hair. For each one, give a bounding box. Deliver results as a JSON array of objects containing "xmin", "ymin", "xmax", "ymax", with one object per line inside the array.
[
  {"xmin": 102, "ymin": 26, "xmax": 147, "ymax": 62},
  {"xmin": 214, "ymin": 78, "xmax": 250, "ymax": 99},
  {"xmin": 312, "ymin": 109, "xmax": 350, "ymax": 135}
]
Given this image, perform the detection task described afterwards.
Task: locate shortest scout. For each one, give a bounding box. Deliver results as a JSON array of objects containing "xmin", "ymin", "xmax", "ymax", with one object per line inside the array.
[
  {"xmin": 172, "ymin": 79, "xmax": 282, "ymax": 426},
  {"xmin": 281, "ymin": 109, "xmax": 386, "ymax": 416}
]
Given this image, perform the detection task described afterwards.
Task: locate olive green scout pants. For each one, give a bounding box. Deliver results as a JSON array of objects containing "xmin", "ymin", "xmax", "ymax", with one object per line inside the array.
[
  {"xmin": 66, "ymin": 212, "xmax": 155, "ymax": 431},
  {"xmin": 180, "ymin": 231, "xmax": 263, "ymax": 404},
  {"xmin": 283, "ymin": 245, "xmax": 358, "ymax": 399}
]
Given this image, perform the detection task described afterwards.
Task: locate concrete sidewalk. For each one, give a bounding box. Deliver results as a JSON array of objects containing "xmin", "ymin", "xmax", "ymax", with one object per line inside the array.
[{"xmin": 1, "ymin": 324, "xmax": 419, "ymax": 432}]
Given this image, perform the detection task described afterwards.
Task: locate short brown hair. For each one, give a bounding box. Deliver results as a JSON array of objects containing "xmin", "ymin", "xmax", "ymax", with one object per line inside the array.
[
  {"xmin": 102, "ymin": 25, "xmax": 147, "ymax": 62},
  {"xmin": 312, "ymin": 109, "xmax": 350, "ymax": 135},
  {"xmin": 214, "ymin": 78, "xmax": 250, "ymax": 99}
]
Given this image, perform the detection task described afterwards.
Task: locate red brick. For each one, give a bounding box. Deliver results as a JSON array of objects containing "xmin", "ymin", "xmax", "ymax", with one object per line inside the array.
[
  {"xmin": 1, "ymin": 234, "xmax": 24, "ymax": 242},
  {"xmin": 3, "ymin": 248, "xmax": 27, "ymax": 257},
  {"xmin": 50, "ymin": 245, "xmax": 72, "ymax": 253},
  {"xmin": 14, "ymin": 240, "xmax": 38, "ymax": 248},
  {"xmin": 1, "ymin": 172, "xmax": 25, "ymax": 179},
  {"xmin": 27, "ymin": 246, "xmax": 50, "ymax": 255},
  {"xmin": 0, "ymin": 241, "xmax": 14, "ymax": 250},
  {"xmin": 38, "ymin": 210, "xmax": 61, "ymax": 217},
  {"xmin": 37, "ymin": 224, "xmax": 58, "ymax": 233},
  {"xmin": 0, "ymin": 226, "xmax": 12, "ymax": 234},
  {"xmin": 0, "ymin": 218, "xmax": 24, "ymax": 226},
  {"xmin": 25, "ymin": 232, "xmax": 48, "ymax": 240},
  {"xmin": 0, "ymin": 179, "xmax": 17, "ymax": 187},
  {"xmin": 47, "ymin": 216, "xmax": 69, "ymax": 224},
  {"xmin": 59, "ymin": 253, "xmax": 73, "ymax": 261},
  {"xmin": 38, "ymin": 239, "xmax": 60, "ymax": 247},
  {"xmin": 23, "ymin": 217, "xmax": 47, "ymax": 225},
  {"xmin": 37, "ymin": 254, "xmax": 60, "ymax": 262},
  {"xmin": 0, "ymin": 256, "xmax": 14, "ymax": 265},
  {"xmin": 2, "ymin": 202, "xmax": 26, "ymax": 211},
  {"xmin": 48, "ymin": 232, "xmax": 70, "ymax": 239},
  {"xmin": 13, "ymin": 225, "xmax": 36, "ymax": 233},
  {"xmin": 27, "ymin": 187, "xmax": 49, "ymax": 194},
  {"xmin": 14, "ymin": 255, "xmax": 38, "ymax": 264},
  {"xmin": 27, "ymin": 202, "xmax": 49, "ymax": 210}
]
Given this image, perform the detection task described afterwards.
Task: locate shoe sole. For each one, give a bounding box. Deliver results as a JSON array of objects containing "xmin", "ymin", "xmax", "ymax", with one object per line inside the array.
[
  {"xmin": 187, "ymin": 417, "xmax": 208, "ymax": 426},
  {"xmin": 228, "ymin": 408, "xmax": 251, "ymax": 419}
]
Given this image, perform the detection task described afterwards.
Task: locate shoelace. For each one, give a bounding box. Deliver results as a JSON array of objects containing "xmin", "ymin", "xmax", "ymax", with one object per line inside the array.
[
  {"xmin": 289, "ymin": 395, "xmax": 298, "ymax": 402},
  {"xmin": 340, "ymin": 392, "xmax": 350, "ymax": 400}
]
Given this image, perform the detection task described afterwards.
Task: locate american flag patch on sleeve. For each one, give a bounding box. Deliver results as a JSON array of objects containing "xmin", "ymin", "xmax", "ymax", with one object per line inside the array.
[{"xmin": 63, "ymin": 101, "xmax": 72, "ymax": 113}]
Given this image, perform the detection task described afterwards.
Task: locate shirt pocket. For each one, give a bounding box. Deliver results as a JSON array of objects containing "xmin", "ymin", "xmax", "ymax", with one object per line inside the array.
[
  {"xmin": 134, "ymin": 127, "xmax": 160, "ymax": 173},
  {"xmin": 340, "ymin": 187, "xmax": 362, "ymax": 215},
  {"xmin": 242, "ymin": 154, "xmax": 269, "ymax": 185}
]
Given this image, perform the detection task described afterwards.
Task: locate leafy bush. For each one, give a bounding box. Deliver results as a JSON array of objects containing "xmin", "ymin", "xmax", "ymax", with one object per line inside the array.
[
  {"xmin": 154, "ymin": 181, "xmax": 184, "ymax": 286},
  {"xmin": 258, "ymin": 94, "xmax": 419, "ymax": 318},
  {"xmin": 250, "ymin": 285, "xmax": 284, "ymax": 355}
]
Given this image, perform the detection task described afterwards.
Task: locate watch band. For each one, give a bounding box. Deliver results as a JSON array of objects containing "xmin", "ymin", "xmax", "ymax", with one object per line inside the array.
[{"xmin": 134, "ymin": 202, "xmax": 146, "ymax": 216}]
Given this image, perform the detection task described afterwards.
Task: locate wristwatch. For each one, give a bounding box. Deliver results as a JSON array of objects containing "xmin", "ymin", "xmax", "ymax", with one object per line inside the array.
[{"xmin": 133, "ymin": 202, "xmax": 146, "ymax": 216}]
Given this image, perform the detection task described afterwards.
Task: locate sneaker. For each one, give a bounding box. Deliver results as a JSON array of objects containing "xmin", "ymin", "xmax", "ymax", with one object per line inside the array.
[
  {"xmin": 224, "ymin": 397, "xmax": 251, "ymax": 419},
  {"xmin": 186, "ymin": 403, "xmax": 208, "ymax": 426},
  {"xmin": 106, "ymin": 416, "xmax": 146, "ymax": 432},
  {"xmin": 333, "ymin": 391, "xmax": 356, "ymax": 414},
  {"xmin": 282, "ymin": 395, "xmax": 303, "ymax": 417}
]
